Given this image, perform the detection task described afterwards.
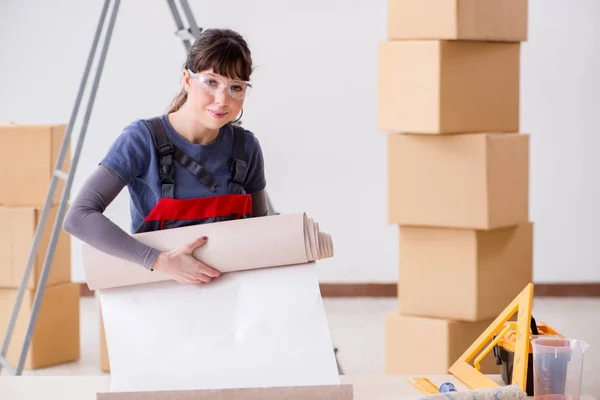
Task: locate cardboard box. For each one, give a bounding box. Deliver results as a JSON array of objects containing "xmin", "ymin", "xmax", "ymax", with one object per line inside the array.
[
  {"xmin": 0, "ymin": 282, "xmax": 80, "ymax": 369},
  {"xmin": 0, "ymin": 123, "xmax": 69, "ymax": 206},
  {"xmin": 387, "ymin": 133, "xmax": 529, "ymax": 229},
  {"xmin": 0, "ymin": 204, "xmax": 71, "ymax": 289},
  {"xmin": 387, "ymin": 0, "xmax": 528, "ymax": 42},
  {"xmin": 398, "ymin": 222, "xmax": 533, "ymax": 321},
  {"xmin": 385, "ymin": 312, "xmax": 498, "ymax": 374},
  {"xmin": 378, "ymin": 40, "xmax": 520, "ymax": 134}
]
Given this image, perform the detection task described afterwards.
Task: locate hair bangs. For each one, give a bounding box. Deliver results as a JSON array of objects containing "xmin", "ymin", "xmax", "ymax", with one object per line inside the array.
[{"xmin": 193, "ymin": 38, "xmax": 251, "ymax": 81}]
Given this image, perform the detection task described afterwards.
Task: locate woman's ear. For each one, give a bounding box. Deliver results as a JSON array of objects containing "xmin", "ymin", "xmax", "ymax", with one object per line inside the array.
[{"xmin": 182, "ymin": 70, "xmax": 192, "ymax": 91}]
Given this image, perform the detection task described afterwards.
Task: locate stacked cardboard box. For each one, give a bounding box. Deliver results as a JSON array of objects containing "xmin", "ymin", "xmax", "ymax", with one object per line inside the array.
[
  {"xmin": 380, "ymin": 0, "xmax": 533, "ymax": 374},
  {"xmin": 0, "ymin": 123, "xmax": 80, "ymax": 369}
]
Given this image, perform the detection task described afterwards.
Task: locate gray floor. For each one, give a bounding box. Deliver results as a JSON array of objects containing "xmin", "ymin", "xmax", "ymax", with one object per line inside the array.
[{"xmin": 15, "ymin": 296, "xmax": 600, "ymax": 397}]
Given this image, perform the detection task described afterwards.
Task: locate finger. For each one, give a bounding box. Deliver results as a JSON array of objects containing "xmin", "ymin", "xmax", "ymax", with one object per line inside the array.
[
  {"xmin": 196, "ymin": 262, "xmax": 221, "ymax": 278},
  {"xmin": 184, "ymin": 269, "xmax": 211, "ymax": 283},
  {"xmin": 184, "ymin": 236, "xmax": 208, "ymax": 254},
  {"xmin": 193, "ymin": 273, "xmax": 212, "ymax": 284}
]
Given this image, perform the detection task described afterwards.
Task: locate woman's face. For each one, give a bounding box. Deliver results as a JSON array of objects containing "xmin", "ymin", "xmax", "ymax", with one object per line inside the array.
[{"xmin": 184, "ymin": 68, "xmax": 249, "ymax": 130}]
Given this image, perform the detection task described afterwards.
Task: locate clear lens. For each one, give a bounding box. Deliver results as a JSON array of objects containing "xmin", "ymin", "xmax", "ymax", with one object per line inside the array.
[{"xmin": 191, "ymin": 71, "xmax": 251, "ymax": 100}]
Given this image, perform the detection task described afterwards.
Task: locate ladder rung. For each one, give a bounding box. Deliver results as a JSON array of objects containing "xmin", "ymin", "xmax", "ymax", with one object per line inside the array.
[
  {"xmin": 53, "ymin": 170, "xmax": 69, "ymax": 181},
  {"xmin": 0, "ymin": 355, "xmax": 16, "ymax": 375}
]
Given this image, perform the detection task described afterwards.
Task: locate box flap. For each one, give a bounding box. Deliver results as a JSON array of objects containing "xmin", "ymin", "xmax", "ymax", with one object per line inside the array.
[{"xmin": 97, "ymin": 384, "xmax": 353, "ymax": 400}]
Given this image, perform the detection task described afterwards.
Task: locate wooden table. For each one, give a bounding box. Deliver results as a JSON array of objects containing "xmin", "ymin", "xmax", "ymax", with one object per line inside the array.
[{"xmin": 0, "ymin": 374, "xmax": 596, "ymax": 400}]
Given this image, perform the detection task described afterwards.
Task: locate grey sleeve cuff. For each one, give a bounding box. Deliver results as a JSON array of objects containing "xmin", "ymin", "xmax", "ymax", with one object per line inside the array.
[
  {"xmin": 251, "ymin": 189, "xmax": 270, "ymax": 217},
  {"xmin": 63, "ymin": 164, "xmax": 161, "ymax": 270}
]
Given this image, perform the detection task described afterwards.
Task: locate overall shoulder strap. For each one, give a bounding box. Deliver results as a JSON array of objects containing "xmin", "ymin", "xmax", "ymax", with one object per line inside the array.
[
  {"xmin": 229, "ymin": 124, "xmax": 248, "ymax": 195},
  {"xmin": 146, "ymin": 117, "xmax": 175, "ymax": 198},
  {"xmin": 173, "ymin": 148, "xmax": 218, "ymax": 192},
  {"xmin": 145, "ymin": 117, "xmax": 219, "ymax": 195}
]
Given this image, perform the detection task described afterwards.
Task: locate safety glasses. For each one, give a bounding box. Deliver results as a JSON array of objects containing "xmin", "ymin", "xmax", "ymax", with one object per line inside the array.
[{"xmin": 187, "ymin": 69, "xmax": 252, "ymax": 100}]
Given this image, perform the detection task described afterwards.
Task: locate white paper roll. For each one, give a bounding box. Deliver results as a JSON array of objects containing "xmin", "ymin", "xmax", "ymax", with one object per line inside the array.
[{"xmin": 83, "ymin": 213, "xmax": 333, "ymax": 290}]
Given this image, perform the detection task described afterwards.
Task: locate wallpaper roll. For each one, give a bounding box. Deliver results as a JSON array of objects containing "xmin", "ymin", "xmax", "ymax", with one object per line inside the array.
[{"xmin": 83, "ymin": 213, "xmax": 333, "ymax": 290}]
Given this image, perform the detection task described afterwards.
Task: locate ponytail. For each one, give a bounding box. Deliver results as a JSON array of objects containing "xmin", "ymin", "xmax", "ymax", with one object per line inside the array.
[{"xmin": 168, "ymin": 88, "xmax": 188, "ymax": 113}]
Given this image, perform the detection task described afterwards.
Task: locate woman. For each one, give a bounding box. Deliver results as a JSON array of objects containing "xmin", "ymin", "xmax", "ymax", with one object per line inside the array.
[{"xmin": 64, "ymin": 28, "xmax": 268, "ymax": 286}]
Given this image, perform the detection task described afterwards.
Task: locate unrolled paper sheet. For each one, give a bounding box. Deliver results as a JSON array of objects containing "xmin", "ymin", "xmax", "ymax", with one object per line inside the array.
[
  {"xmin": 99, "ymin": 262, "xmax": 341, "ymax": 393},
  {"xmin": 83, "ymin": 213, "xmax": 333, "ymax": 290}
]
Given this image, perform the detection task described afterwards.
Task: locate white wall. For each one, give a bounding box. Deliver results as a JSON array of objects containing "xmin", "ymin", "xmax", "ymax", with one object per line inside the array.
[
  {"xmin": 523, "ymin": 0, "xmax": 600, "ymax": 282},
  {"xmin": 0, "ymin": 0, "xmax": 598, "ymax": 284}
]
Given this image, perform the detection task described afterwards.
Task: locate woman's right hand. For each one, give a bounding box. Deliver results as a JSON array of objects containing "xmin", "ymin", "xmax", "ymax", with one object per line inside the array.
[{"xmin": 151, "ymin": 236, "xmax": 221, "ymax": 284}]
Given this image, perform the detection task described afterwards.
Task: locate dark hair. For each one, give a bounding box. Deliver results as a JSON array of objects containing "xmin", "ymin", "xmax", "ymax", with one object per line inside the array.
[{"xmin": 168, "ymin": 28, "xmax": 253, "ymax": 113}]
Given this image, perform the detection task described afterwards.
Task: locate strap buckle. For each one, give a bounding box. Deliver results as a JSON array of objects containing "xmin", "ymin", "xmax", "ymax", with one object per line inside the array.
[
  {"xmin": 160, "ymin": 164, "xmax": 175, "ymax": 182},
  {"xmin": 157, "ymin": 143, "xmax": 174, "ymax": 156},
  {"xmin": 160, "ymin": 164, "xmax": 175, "ymax": 177}
]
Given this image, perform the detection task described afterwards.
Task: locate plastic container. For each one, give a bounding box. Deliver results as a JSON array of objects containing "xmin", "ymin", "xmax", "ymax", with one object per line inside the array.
[{"xmin": 531, "ymin": 337, "xmax": 589, "ymax": 400}]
